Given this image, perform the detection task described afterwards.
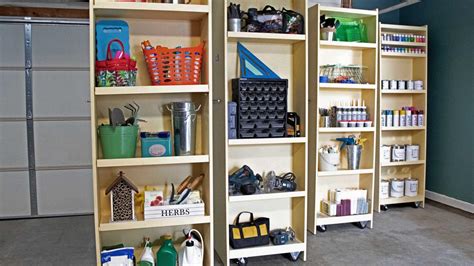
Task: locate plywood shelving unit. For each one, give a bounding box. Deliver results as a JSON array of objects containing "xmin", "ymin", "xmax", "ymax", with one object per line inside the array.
[
  {"xmin": 375, "ymin": 24, "xmax": 428, "ymax": 212},
  {"xmin": 90, "ymin": 0, "xmax": 213, "ymax": 264},
  {"xmin": 212, "ymin": 0, "xmax": 308, "ymax": 264},
  {"xmin": 308, "ymin": 5, "xmax": 378, "ymax": 233}
]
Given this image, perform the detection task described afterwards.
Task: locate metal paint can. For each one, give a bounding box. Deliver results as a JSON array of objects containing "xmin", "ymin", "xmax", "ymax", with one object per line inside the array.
[
  {"xmin": 404, "ymin": 178, "xmax": 418, "ymax": 197},
  {"xmin": 382, "ymin": 80, "xmax": 389, "ymax": 90},
  {"xmin": 414, "ymin": 80, "xmax": 423, "ymax": 90},
  {"xmin": 380, "ymin": 180, "xmax": 389, "ymax": 199},
  {"xmin": 407, "ymin": 80, "xmax": 414, "ymax": 90},
  {"xmin": 381, "ymin": 145, "xmax": 392, "ymax": 163},
  {"xmin": 405, "ymin": 144, "xmax": 420, "ymax": 161},
  {"xmin": 390, "ymin": 80, "xmax": 397, "ymax": 90},
  {"xmin": 390, "ymin": 178, "xmax": 405, "ymax": 198},
  {"xmin": 391, "ymin": 145, "xmax": 406, "ymax": 162},
  {"xmin": 398, "ymin": 80, "xmax": 406, "ymax": 90}
]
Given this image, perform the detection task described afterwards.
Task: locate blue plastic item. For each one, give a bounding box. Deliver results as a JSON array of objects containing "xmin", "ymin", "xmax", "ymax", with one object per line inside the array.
[
  {"xmin": 237, "ymin": 42, "xmax": 280, "ymax": 79},
  {"xmin": 96, "ymin": 20, "xmax": 130, "ymax": 60},
  {"xmin": 140, "ymin": 131, "xmax": 172, "ymax": 157},
  {"xmin": 319, "ymin": 76, "xmax": 329, "ymax": 83}
]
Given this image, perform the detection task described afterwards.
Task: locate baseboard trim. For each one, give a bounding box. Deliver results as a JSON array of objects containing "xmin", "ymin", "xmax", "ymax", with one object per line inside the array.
[{"xmin": 425, "ymin": 190, "xmax": 474, "ymax": 213}]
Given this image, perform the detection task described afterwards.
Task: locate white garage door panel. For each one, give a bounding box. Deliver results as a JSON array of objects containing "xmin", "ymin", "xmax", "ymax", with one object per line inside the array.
[
  {"xmin": 0, "ymin": 24, "xmax": 25, "ymax": 67},
  {"xmin": 36, "ymin": 169, "xmax": 93, "ymax": 215},
  {"xmin": 32, "ymin": 25, "xmax": 89, "ymax": 68},
  {"xmin": 33, "ymin": 71, "xmax": 90, "ymax": 117},
  {"xmin": 0, "ymin": 71, "xmax": 25, "ymax": 118},
  {"xmin": 0, "ymin": 122, "xmax": 28, "ymax": 168},
  {"xmin": 0, "ymin": 171, "xmax": 31, "ymax": 216},
  {"xmin": 34, "ymin": 121, "xmax": 92, "ymax": 167}
]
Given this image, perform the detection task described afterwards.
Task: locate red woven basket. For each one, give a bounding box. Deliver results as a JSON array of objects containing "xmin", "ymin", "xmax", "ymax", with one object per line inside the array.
[{"xmin": 142, "ymin": 41, "xmax": 205, "ymax": 86}]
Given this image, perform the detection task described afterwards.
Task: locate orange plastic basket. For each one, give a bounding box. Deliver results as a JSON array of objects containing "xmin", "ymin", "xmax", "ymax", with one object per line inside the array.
[{"xmin": 142, "ymin": 41, "xmax": 204, "ymax": 86}]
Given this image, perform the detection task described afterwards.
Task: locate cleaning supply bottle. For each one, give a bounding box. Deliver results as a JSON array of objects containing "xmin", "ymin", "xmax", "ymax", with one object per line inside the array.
[
  {"xmin": 139, "ymin": 238, "xmax": 155, "ymax": 266},
  {"xmin": 157, "ymin": 235, "xmax": 177, "ymax": 266},
  {"xmin": 179, "ymin": 229, "xmax": 204, "ymax": 266}
]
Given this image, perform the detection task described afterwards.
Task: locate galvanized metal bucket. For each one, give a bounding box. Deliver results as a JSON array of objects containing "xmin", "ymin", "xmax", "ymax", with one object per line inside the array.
[
  {"xmin": 167, "ymin": 102, "xmax": 201, "ymax": 156},
  {"xmin": 346, "ymin": 144, "xmax": 362, "ymax": 170}
]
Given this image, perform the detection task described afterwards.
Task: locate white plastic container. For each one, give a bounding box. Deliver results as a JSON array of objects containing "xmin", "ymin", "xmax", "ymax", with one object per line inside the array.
[
  {"xmin": 406, "ymin": 144, "xmax": 420, "ymax": 161},
  {"xmin": 380, "ymin": 180, "xmax": 389, "ymax": 199},
  {"xmin": 404, "ymin": 178, "xmax": 418, "ymax": 197},
  {"xmin": 381, "ymin": 145, "xmax": 392, "ymax": 163},
  {"xmin": 390, "ymin": 179, "xmax": 405, "ymax": 198}
]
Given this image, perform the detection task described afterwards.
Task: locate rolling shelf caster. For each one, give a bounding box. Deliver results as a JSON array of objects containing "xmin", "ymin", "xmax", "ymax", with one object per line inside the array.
[
  {"xmin": 233, "ymin": 258, "xmax": 248, "ymax": 265},
  {"xmin": 317, "ymin": 225, "xmax": 327, "ymax": 232},
  {"xmin": 286, "ymin": 251, "xmax": 300, "ymax": 262},
  {"xmin": 381, "ymin": 205, "xmax": 389, "ymax": 211},
  {"xmin": 413, "ymin": 201, "xmax": 421, "ymax": 208},
  {"xmin": 355, "ymin": 221, "xmax": 369, "ymax": 229}
]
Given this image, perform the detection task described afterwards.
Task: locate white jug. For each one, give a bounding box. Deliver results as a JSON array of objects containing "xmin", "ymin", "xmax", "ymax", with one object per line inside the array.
[{"xmin": 178, "ymin": 229, "xmax": 203, "ymax": 266}]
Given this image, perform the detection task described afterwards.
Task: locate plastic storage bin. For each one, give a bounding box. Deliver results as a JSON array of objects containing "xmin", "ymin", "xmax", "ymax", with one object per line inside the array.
[
  {"xmin": 140, "ymin": 132, "xmax": 172, "ymax": 157},
  {"xmin": 99, "ymin": 125, "xmax": 138, "ymax": 159}
]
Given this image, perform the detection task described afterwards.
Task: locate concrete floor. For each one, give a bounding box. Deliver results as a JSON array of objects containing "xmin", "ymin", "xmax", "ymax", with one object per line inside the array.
[{"xmin": 0, "ymin": 201, "xmax": 472, "ymax": 266}]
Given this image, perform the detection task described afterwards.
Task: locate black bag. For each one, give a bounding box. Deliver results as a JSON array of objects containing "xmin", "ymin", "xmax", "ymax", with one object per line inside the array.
[
  {"xmin": 229, "ymin": 212, "xmax": 270, "ymax": 249},
  {"xmin": 246, "ymin": 5, "xmax": 283, "ymax": 33},
  {"xmin": 282, "ymin": 8, "xmax": 304, "ymax": 34}
]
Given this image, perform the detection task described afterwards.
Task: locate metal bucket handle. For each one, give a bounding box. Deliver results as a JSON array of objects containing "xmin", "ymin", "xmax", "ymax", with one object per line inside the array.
[
  {"xmin": 166, "ymin": 104, "xmax": 201, "ymax": 122},
  {"xmin": 319, "ymin": 153, "xmax": 340, "ymax": 167}
]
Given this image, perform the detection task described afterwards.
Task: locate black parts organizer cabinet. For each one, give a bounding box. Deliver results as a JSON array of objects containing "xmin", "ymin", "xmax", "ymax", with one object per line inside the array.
[{"xmin": 232, "ymin": 78, "xmax": 288, "ymax": 138}]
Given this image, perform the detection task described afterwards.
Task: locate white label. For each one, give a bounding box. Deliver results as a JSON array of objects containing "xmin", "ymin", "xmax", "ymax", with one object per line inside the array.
[
  {"xmin": 392, "ymin": 147, "xmax": 406, "ymax": 161},
  {"xmin": 148, "ymin": 144, "xmax": 166, "ymax": 156}
]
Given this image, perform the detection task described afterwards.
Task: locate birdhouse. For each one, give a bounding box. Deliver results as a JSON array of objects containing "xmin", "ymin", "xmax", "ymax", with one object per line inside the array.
[{"xmin": 105, "ymin": 171, "xmax": 139, "ymax": 222}]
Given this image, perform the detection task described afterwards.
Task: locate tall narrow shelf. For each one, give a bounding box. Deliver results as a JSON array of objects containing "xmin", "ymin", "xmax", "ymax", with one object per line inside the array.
[
  {"xmin": 90, "ymin": 1, "xmax": 213, "ymax": 265},
  {"xmin": 212, "ymin": 0, "xmax": 308, "ymax": 264},
  {"xmin": 308, "ymin": 5, "xmax": 378, "ymax": 234},
  {"xmin": 375, "ymin": 24, "xmax": 428, "ymax": 212}
]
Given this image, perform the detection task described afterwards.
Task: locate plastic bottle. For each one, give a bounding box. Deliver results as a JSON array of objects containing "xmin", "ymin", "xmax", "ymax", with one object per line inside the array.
[
  {"xmin": 386, "ymin": 110, "xmax": 393, "ymax": 127},
  {"xmin": 157, "ymin": 236, "xmax": 177, "ymax": 266},
  {"xmin": 412, "ymin": 111, "xmax": 418, "ymax": 127},
  {"xmin": 418, "ymin": 110, "xmax": 424, "ymax": 126},
  {"xmin": 406, "ymin": 109, "xmax": 412, "ymax": 126},
  {"xmin": 336, "ymin": 104, "xmax": 343, "ymax": 124},
  {"xmin": 400, "ymin": 110, "xmax": 406, "ymax": 126},
  {"xmin": 393, "ymin": 110, "xmax": 400, "ymax": 127},
  {"xmin": 381, "ymin": 110, "xmax": 386, "ymax": 127},
  {"xmin": 361, "ymin": 105, "xmax": 367, "ymax": 121},
  {"xmin": 139, "ymin": 239, "xmax": 155, "ymax": 266},
  {"xmin": 342, "ymin": 103, "xmax": 349, "ymax": 121}
]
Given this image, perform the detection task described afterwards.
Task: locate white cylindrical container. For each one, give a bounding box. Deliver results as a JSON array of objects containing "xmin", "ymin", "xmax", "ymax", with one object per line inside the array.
[
  {"xmin": 382, "ymin": 80, "xmax": 389, "ymax": 90},
  {"xmin": 390, "ymin": 80, "xmax": 397, "ymax": 90},
  {"xmin": 319, "ymin": 152, "xmax": 340, "ymax": 171},
  {"xmin": 390, "ymin": 179, "xmax": 405, "ymax": 198},
  {"xmin": 406, "ymin": 144, "xmax": 420, "ymax": 161},
  {"xmin": 407, "ymin": 80, "xmax": 414, "ymax": 90},
  {"xmin": 380, "ymin": 180, "xmax": 390, "ymax": 199},
  {"xmin": 393, "ymin": 110, "xmax": 400, "ymax": 127},
  {"xmin": 404, "ymin": 178, "xmax": 418, "ymax": 197},
  {"xmin": 398, "ymin": 80, "xmax": 406, "ymax": 90},
  {"xmin": 414, "ymin": 80, "xmax": 423, "ymax": 90},
  {"xmin": 381, "ymin": 145, "xmax": 392, "ymax": 163},
  {"xmin": 392, "ymin": 145, "xmax": 406, "ymax": 162}
]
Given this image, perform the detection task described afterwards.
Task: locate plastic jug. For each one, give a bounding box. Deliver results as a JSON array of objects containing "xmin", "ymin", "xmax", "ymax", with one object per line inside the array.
[
  {"xmin": 179, "ymin": 229, "xmax": 204, "ymax": 266},
  {"xmin": 156, "ymin": 236, "xmax": 177, "ymax": 266}
]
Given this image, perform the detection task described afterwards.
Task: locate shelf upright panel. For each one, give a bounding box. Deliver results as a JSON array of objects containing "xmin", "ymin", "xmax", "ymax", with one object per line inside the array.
[
  {"xmin": 91, "ymin": 0, "xmax": 214, "ymax": 265},
  {"xmin": 213, "ymin": 0, "xmax": 308, "ymax": 264},
  {"xmin": 308, "ymin": 5, "xmax": 379, "ymax": 234},
  {"xmin": 375, "ymin": 23, "xmax": 428, "ymax": 212}
]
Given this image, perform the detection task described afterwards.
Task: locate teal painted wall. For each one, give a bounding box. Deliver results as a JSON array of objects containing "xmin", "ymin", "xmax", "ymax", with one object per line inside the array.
[
  {"xmin": 398, "ymin": 0, "xmax": 474, "ymax": 204},
  {"xmin": 353, "ymin": 0, "xmax": 400, "ymax": 24}
]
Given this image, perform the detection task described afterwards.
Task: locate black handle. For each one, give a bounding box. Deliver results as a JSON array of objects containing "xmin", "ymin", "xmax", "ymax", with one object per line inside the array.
[
  {"xmin": 235, "ymin": 211, "xmax": 254, "ymax": 225},
  {"xmin": 262, "ymin": 5, "xmax": 277, "ymax": 12}
]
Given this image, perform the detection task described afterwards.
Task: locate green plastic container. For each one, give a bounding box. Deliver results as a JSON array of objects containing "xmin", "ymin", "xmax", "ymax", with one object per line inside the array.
[
  {"xmin": 98, "ymin": 125, "xmax": 138, "ymax": 159},
  {"xmin": 156, "ymin": 237, "xmax": 177, "ymax": 266}
]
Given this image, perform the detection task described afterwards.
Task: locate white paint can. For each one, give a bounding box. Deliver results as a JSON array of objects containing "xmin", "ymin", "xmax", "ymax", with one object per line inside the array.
[
  {"xmin": 381, "ymin": 145, "xmax": 392, "ymax": 163},
  {"xmin": 398, "ymin": 80, "xmax": 406, "ymax": 90},
  {"xmin": 380, "ymin": 180, "xmax": 389, "ymax": 199},
  {"xmin": 390, "ymin": 179, "xmax": 405, "ymax": 198},
  {"xmin": 407, "ymin": 80, "xmax": 414, "ymax": 90},
  {"xmin": 404, "ymin": 178, "xmax": 418, "ymax": 197},
  {"xmin": 406, "ymin": 144, "xmax": 420, "ymax": 161},
  {"xmin": 390, "ymin": 80, "xmax": 398, "ymax": 90},
  {"xmin": 382, "ymin": 80, "xmax": 389, "ymax": 90},
  {"xmin": 392, "ymin": 145, "xmax": 406, "ymax": 162},
  {"xmin": 414, "ymin": 80, "xmax": 423, "ymax": 90}
]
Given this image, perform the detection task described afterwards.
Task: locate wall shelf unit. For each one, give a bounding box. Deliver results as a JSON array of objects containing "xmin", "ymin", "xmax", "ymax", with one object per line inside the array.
[
  {"xmin": 375, "ymin": 23, "xmax": 428, "ymax": 212},
  {"xmin": 308, "ymin": 5, "xmax": 378, "ymax": 234},
  {"xmin": 212, "ymin": 0, "xmax": 308, "ymax": 264},
  {"xmin": 90, "ymin": 0, "xmax": 213, "ymax": 265}
]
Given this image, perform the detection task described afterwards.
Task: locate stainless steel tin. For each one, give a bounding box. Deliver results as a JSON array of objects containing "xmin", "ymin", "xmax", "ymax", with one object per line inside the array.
[
  {"xmin": 380, "ymin": 180, "xmax": 389, "ymax": 199},
  {"xmin": 391, "ymin": 144, "xmax": 406, "ymax": 162},
  {"xmin": 381, "ymin": 145, "xmax": 392, "ymax": 163},
  {"xmin": 404, "ymin": 178, "xmax": 418, "ymax": 197},
  {"xmin": 405, "ymin": 144, "xmax": 420, "ymax": 161},
  {"xmin": 390, "ymin": 178, "xmax": 404, "ymax": 198}
]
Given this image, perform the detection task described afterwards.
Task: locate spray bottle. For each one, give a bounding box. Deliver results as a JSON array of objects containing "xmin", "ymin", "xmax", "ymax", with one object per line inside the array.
[{"xmin": 139, "ymin": 238, "xmax": 155, "ymax": 266}]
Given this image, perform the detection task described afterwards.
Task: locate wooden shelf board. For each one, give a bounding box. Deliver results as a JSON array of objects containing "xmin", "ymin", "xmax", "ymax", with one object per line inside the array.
[
  {"xmin": 319, "ymin": 83, "xmax": 376, "ymax": 90},
  {"xmin": 381, "ymin": 90, "xmax": 426, "ymax": 94},
  {"xmin": 93, "ymin": 2, "xmax": 209, "ymax": 20},
  {"xmin": 381, "ymin": 24, "xmax": 427, "ymax": 32},
  {"xmin": 381, "ymin": 160, "xmax": 425, "ymax": 167},
  {"xmin": 380, "ymin": 195, "xmax": 424, "ymax": 205},
  {"xmin": 382, "ymin": 126, "xmax": 425, "ymax": 131},
  {"xmin": 99, "ymin": 214, "xmax": 211, "ymax": 232},
  {"xmin": 319, "ymin": 6, "xmax": 378, "ymax": 18},
  {"xmin": 381, "ymin": 52, "xmax": 426, "ymax": 58},
  {"xmin": 316, "ymin": 213, "xmax": 372, "ymax": 226},
  {"xmin": 320, "ymin": 40, "xmax": 376, "ymax": 49},
  {"xmin": 229, "ymin": 191, "xmax": 306, "ymax": 202},
  {"xmin": 97, "ymin": 155, "xmax": 209, "ymax": 168},
  {"xmin": 318, "ymin": 169, "xmax": 374, "ymax": 177},
  {"xmin": 227, "ymin": 31, "xmax": 305, "ymax": 43},
  {"xmin": 95, "ymin": 85, "xmax": 209, "ymax": 95},
  {"xmin": 228, "ymin": 137, "xmax": 306, "ymax": 146},
  {"xmin": 319, "ymin": 127, "xmax": 375, "ymax": 133},
  {"xmin": 229, "ymin": 239, "xmax": 305, "ymax": 259},
  {"xmin": 381, "ymin": 41, "xmax": 426, "ymax": 47}
]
